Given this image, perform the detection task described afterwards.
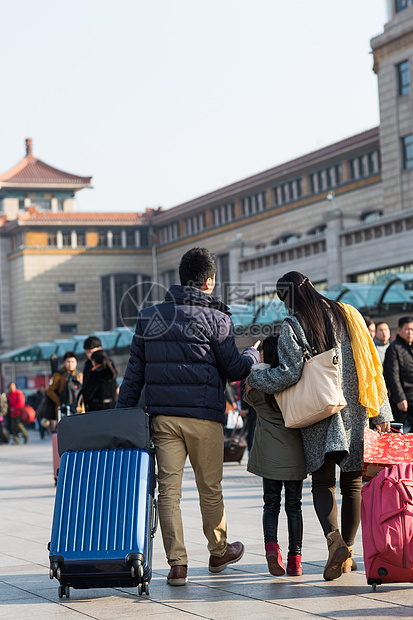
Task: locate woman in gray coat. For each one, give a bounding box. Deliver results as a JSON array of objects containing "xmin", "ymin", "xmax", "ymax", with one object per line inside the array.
[
  {"xmin": 248, "ymin": 272, "xmax": 392, "ymax": 581},
  {"xmin": 245, "ymin": 335, "xmax": 306, "ymax": 578}
]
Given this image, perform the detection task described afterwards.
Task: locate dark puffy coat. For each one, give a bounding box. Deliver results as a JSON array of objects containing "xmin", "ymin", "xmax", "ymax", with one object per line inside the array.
[
  {"xmin": 116, "ymin": 285, "xmax": 260, "ymax": 424},
  {"xmin": 83, "ymin": 365, "xmax": 118, "ymax": 412},
  {"xmin": 383, "ymin": 335, "xmax": 413, "ymax": 405}
]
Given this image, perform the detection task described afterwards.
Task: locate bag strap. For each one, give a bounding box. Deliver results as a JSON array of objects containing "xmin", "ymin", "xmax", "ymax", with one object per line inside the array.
[{"xmin": 285, "ymin": 317, "xmax": 312, "ymax": 359}]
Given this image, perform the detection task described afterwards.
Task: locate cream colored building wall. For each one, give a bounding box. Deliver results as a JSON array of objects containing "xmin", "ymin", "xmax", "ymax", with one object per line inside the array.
[
  {"xmin": 373, "ymin": 7, "xmax": 413, "ymax": 213},
  {"xmin": 9, "ymin": 251, "xmax": 153, "ymax": 348},
  {"xmin": 155, "ymin": 182, "xmax": 383, "ymax": 291},
  {"xmin": 0, "ymin": 236, "xmax": 13, "ymax": 351}
]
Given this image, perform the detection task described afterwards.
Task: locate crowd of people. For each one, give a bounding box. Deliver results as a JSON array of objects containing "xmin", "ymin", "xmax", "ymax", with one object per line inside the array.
[
  {"xmin": 2, "ymin": 244, "xmax": 412, "ymax": 588},
  {"xmin": 364, "ymin": 314, "xmax": 413, "ymax": 432},
  {"xmin": 0, "ymin": 336, "xmax": 118, "ymax": 445}
]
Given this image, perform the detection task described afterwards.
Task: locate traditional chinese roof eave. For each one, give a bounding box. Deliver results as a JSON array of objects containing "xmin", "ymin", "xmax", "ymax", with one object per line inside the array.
[{"xmin": 0, "ymin": 180, "xmax": 92, "ymax": 190}]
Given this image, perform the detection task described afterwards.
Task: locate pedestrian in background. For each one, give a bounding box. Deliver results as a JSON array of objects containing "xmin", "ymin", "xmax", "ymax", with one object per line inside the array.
[
  {"xmin": 364, "ymin": 315, "xmax": 376, "ymax": 340},
  {"xmin": 27, "ymin": 385, "xmax": 47, "ymax": 439},
  {"xmin": 245, "ymin": 335, "xmax": 306, "ymax": 578},
  {"xmin": 0, "ymin": 391, "xmax": 10, "ymax": 444},
  {"xmin": 374, "ymin": 321, "xmax": 391, "ymax": 364},
  {"xmin": 249, "ymin": 271, "xmax": 392, "ymax": 581},
  {"xmin": 383, "ymin": 316, "xmax": 413, "ymax": 431},
  {"xmin": 82, "ymin": 336, "xmax": 103, "ymax": 396},
  {"xmin": 7, "ymin": 382, "xmax": 28, "ymax": 445},
  {"xmin": 82, "ymin": 350, "xmax": 117, "ymax": 411},
  {"xmin": 47, "ymin": 352, "xmax": 83, "ymax": 419}
]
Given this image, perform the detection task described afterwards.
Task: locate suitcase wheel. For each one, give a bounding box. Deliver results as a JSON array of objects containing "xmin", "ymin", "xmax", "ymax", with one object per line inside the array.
[
  {"xmin": 58, "ymin": 585, "xmax": 70, "ymax": 598},
  {"xmin": 49, "ymin": 562, "xmax": 61, "ymax": 580},
  {"xmin": 131, "ymin": 559, "xmax": 144, "ymax": 579},
  {"xmin": 138, "ymin": 582, "xmax": 149, "ymax": 596},
  {"xmin": 367, "ymin": 578, "xmax": 382, "ymax": 590}
]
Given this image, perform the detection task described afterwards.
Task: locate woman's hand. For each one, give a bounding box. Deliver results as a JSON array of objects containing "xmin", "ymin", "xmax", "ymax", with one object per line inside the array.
[{"xmin": 375, "ymin": 421, "xmax": 391, "ymax": 433}]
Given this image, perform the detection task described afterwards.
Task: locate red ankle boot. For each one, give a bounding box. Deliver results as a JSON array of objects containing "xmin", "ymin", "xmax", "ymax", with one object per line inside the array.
[
  {"xmin": 287, "ymin": 554, "xmax": 302, "ymax": 576},
  {"xmin": 265, "ymin": 543, "xmax": 285, "ymax": 576}
]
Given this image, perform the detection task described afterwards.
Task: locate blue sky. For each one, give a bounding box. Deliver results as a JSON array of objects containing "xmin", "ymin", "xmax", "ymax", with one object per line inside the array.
[{"xmin": 0, "ymin": 0, "xmax": 387, "ymax": 212}]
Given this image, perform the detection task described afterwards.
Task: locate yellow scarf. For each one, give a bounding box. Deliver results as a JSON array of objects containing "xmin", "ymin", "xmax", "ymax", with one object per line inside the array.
[{"xmin": 337, "ymin": 302, "xmax": 386, "ymax": 417}]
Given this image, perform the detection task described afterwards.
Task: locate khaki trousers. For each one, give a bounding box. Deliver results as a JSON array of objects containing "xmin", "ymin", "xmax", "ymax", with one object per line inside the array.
[{"xmin": 152, "ymin": 415, "xmax": 227, "ymax": 566}]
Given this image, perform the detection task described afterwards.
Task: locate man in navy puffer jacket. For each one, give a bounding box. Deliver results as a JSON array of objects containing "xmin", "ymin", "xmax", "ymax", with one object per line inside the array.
[{"xmin": 117, "ymin": 247, "xmax": 260, "ymax": 586}]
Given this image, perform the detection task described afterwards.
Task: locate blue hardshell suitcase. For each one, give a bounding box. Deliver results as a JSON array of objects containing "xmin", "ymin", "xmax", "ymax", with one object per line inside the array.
[{"xmin": 49, "ymin": 448, "xmax": 156, "ymax": 599}]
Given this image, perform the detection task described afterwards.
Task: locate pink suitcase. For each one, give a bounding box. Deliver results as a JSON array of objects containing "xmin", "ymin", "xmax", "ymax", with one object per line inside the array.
[{"xmin": 361, "ymin": 463, "xmax": 413, "ymax": 589}]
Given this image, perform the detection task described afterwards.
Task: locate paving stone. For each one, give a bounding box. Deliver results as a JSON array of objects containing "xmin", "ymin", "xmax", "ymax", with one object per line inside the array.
[{"xmin": 1, "ymin": 429, "xmax": 412, "ymax": 618}]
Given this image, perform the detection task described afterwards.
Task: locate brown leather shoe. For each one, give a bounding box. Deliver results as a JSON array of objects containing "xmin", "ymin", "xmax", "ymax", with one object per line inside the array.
[
  {"xmin": 208, "ymin": 542, "xmax": 245, "ymax": 573},
  {"xmin": 323, "ymin": 530, "xmax": 348, "ymax": 581},
  {"xmin": 167, "ymin": 565, "xmax": 188, "ymax": 586}
]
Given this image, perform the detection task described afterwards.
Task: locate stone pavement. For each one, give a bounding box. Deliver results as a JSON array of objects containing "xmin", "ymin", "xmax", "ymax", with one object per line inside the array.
[{"xmin": 1, "ymin": 429, "xmax": 413, "ymax": 619}]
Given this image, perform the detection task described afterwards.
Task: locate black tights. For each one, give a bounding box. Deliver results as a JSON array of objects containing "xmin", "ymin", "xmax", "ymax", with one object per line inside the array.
[
  {"xmin": 262, "ymin": 479, "xmax": 303, "ymax": 556},
  {"xmin": 311, "ymin": 452, "xmax": 362, "ymax": 547}
]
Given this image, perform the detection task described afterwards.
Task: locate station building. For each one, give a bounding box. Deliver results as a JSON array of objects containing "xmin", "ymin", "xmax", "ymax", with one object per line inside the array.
[{"xmin": 1, "ymin": 1, "xmax": 413, "ymax": 383}]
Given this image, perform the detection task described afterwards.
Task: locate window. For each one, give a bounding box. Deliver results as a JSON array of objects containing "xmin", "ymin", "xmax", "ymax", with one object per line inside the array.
[
  {"xmin": 307, "ymin": 223, "xmax": 327, "ymax": 235},
  {"xmin": 361, "ymin": 210, "xmax": 383, "ymax": 223},
  {"xmin": 98, "ymin": 232, "xmax": 108, "ymax": 247},
  {"xmin": 402, "ymin": 134, "xmax": 413, "ymax": 169},
  {"xmin": 161, "ymin": 269, "xmax": 177, "ymax": 288},
  {"xmin": 77, "ymin": 231, "xmax": 85, "ymax": 246},
  {"xmin": 59, "ymin": 303, "xmax": 77, "ymax": 313},
  {"xmin": 140, "ymin": 229, "xmax": 149, "ymax": 247},
  {"xmin": 396, "ymin": 0, "xmax": 413, "ymax": 13},
  {"xmin": 59, "ymin": 324, "xmax": 78, "ymax": 334},
  {"xmin": 111, "ymin": 230, "xmax": 122, "ymax": 247},
  {"xmin": 31, "ymin": 197, "xmax": 51, "ymax": 210},
  {"xmin": 397, "ymin": 60, "xmax": 411, "ymax": 95},
  {"xmin": 161, "ymin": 224, "xmax": 178, "ymax": 243},
  {"xmin": 58, "ymin": 282, "xmax": 76, "ymax": 293},
  {"xmin": 48, "ymin": 233, "xmax": 57, "ymax": 247},
  {"xmin": 62, "ymin": 232, "xmax": 71, "ymax": 247},
  {"xmin": 101, "ymin": 273, "xmax": 152, "ymax": 330},
  {"xmin": 216, "ymin": 254, "xmax": 230, "ymax": 305},
  {"xmin": 126, "ymin": 231, "xmax": 136, "ymax": 247}
]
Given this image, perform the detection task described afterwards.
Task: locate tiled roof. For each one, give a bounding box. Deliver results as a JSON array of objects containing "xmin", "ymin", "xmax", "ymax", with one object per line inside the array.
[
  {"xmin": 0, "ymin": 207, "xmax": 148, "ymax": 229},
  {"xmin": 153, "ymin": 127, "xmax": 380, "ymax": 223},
  {"xmin": 0, "ymin": 155, "xmax": 92, "ymax": 187}
]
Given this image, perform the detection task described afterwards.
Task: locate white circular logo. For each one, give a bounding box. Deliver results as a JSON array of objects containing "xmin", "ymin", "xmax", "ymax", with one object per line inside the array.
[{"xmin": 119, "ymin": 281, "xmax": 177, "ymax": 339}]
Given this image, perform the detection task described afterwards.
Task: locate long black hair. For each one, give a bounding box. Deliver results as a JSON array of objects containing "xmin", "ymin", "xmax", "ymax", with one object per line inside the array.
[
  {"xmin": 262, "ymin": 335, "xmax": 282, "ymax": 412},
  {"xmin": 91, "ymin": 350, "xmax": 117, "ymax": 379},
  {"xmin": 276, "ymin": 271, "xmax": 346, "ymax": 353}
]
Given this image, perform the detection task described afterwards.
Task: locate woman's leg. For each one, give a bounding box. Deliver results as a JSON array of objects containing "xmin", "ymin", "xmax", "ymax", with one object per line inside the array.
[
  {"xmin": 284, "ymin": 480, "xmax": 303, "ymax": 556},
  {"xmin": 312, "ymin": 453, "xmax": 348, "ymax": 580},
  {"xmin": 340, "ymin": 469, "xmax": 363, "ymax": 547},
  {"xmin": 262, "ymin": 478, "xmax": 282, "ymax": 544},
  {"xmin": 262, "ymin": 478, "xmax": 285, "ymax": 576},
  {"xmin": 311, "ymin": 453, "xmax": 338, "ymax": 536}
]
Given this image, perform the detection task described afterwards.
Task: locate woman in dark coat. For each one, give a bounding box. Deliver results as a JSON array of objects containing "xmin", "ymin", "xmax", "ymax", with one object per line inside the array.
[{"xmin": 83, "ymin": 350, "xmax": 118, "ymax": 412}]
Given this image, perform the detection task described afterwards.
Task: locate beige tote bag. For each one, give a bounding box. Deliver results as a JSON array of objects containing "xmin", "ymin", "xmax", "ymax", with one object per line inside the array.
[{"xmin": 275, "ymin": 318, "xmax": 347, "ymax": 429}]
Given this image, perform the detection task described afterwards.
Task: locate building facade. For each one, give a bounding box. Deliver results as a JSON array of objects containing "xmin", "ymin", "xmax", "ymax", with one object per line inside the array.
[{"xmin": 1, "ymin": 3, "xmax": 413, "ymax": 373}]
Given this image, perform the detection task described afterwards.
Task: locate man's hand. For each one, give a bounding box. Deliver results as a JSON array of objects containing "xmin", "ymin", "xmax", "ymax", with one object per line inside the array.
[
  {"xmin": 375, "ymin": 421, "xmax": 391, "ymax": 433},
  {"xmin": 397, "ymin": 400, "xmax": 408, "ymax": 412},
  {"xmin": 252, "ymin": 340, "xmax": 261, "ymax": 349}
]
